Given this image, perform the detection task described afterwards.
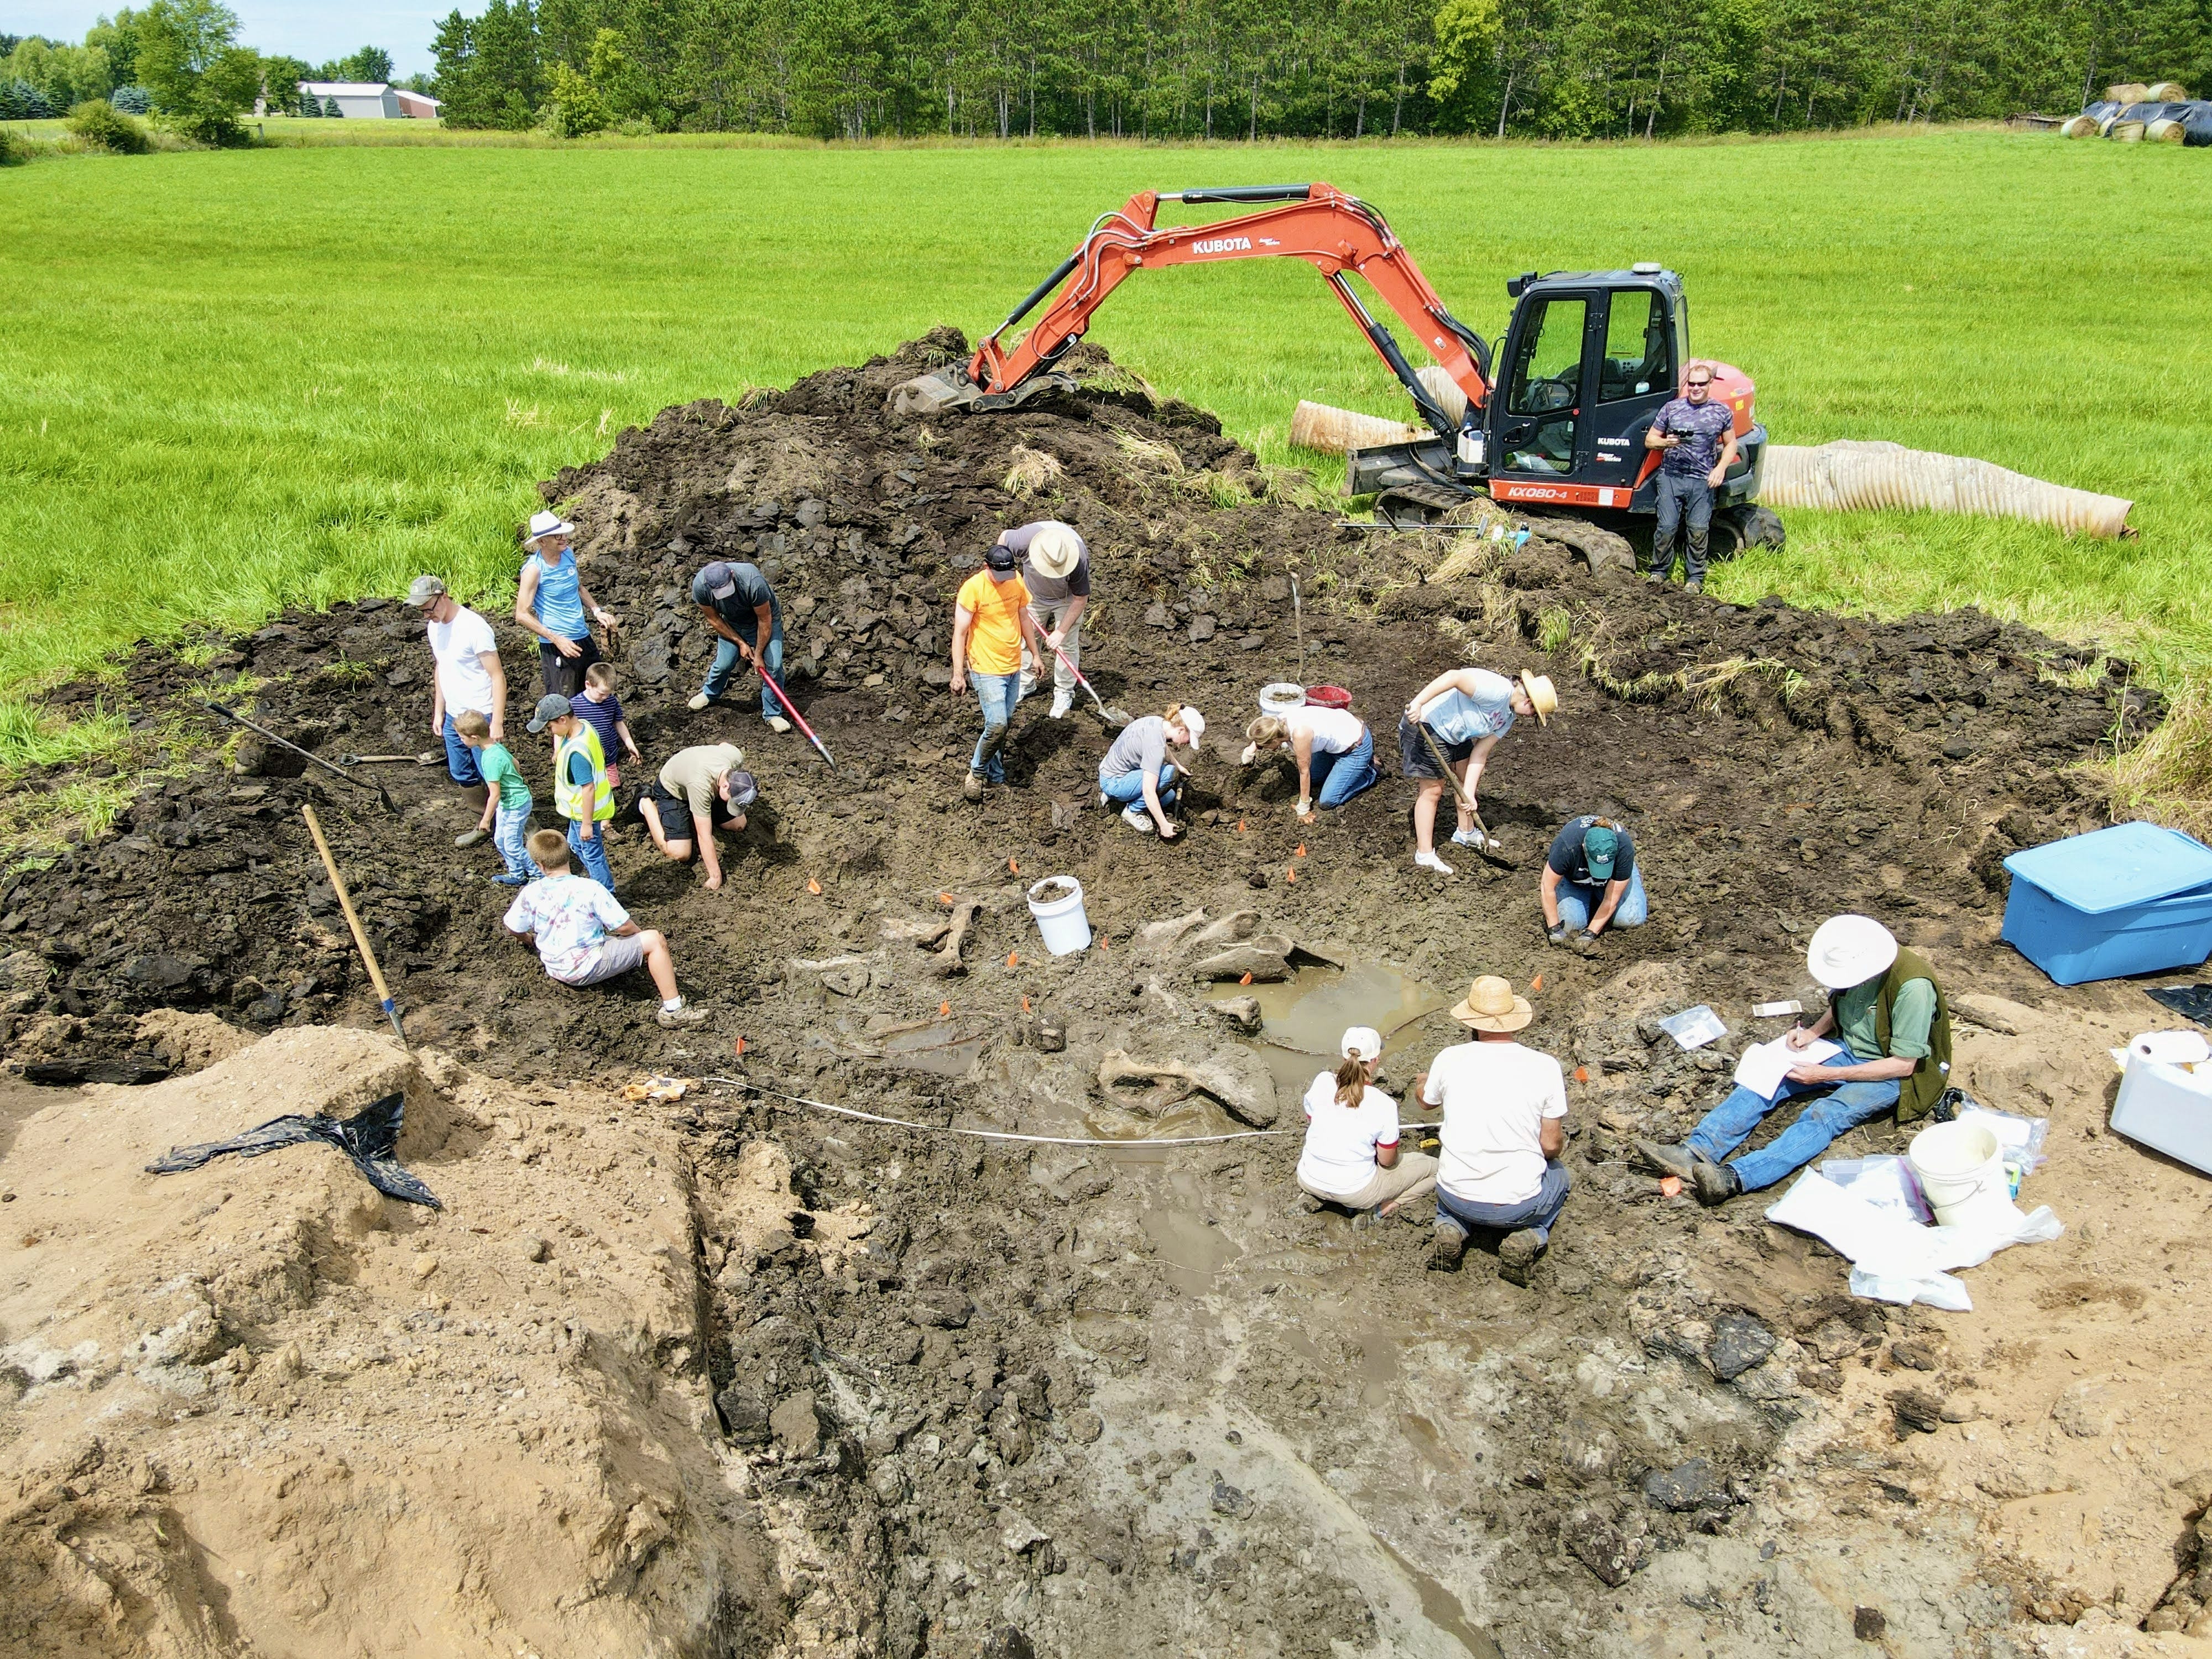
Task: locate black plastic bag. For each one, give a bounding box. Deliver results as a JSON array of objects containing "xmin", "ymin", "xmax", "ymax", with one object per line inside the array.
[
  {"xmin": 147, "ymin": 1091, "xmax": 441, "ymax": 1208},
  {"xmin": 2146, "ymin": 984, "xmax": 2212, "ymax": 1026}
]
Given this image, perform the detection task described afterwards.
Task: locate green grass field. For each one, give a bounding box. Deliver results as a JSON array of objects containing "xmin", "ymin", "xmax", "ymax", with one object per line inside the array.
[{"xmin": 4, "ymin": 126, "xmax": 2210, "ymax": 794}]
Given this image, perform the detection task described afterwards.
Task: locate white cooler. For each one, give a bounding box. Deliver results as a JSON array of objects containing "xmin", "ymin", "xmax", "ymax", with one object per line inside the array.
[{"xmin": 2112, "ymin": 1050, "xmax": 2212, "ymax": 1176}]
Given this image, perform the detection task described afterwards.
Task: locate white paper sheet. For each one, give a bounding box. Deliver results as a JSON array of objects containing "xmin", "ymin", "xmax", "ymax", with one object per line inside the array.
[
  {"xmin": 1732, "ymin": 1036, "xmax": 1840, "ymax": 1099},
  {"xmin": 1763, "ymin": 1169, "xmax": 2064, "ymax": 1310}
]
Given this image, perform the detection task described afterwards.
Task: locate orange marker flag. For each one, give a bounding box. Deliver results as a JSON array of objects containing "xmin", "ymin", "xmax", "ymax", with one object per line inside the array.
[
  {"xmin": 1237, "ymin": 820, "xmax": 1247, "ymax": 833},
  {"xmin": 1294, "ymin": 843, "xmax": 1307, "ymax": 857},
  {"xmin": 1009, "ymin": 857, "xmax": 1020, "ymax": 874},
  {"xmin": 939, "ymin": 891, "xmax": 952, "ymax": 905},
  {"xmin": 1286, "ymin": 867, "xmax": 1298, "ymax": 883},
  {"xmin": 1659, "ymin": 1176, "xmax": 1684, "ymax": 1199},
  {"xmin": 1239, "ymin": 972, "xmax": 1253, "ymax": 986},
  {"xmin": 735, "ymin": 1036, "xmax": 747, "ymax": 1057},
  {"xmin": 1573, "ymin": 1066, "xmax": 1588, "ymax": 1083},
  {"xmin": 940, "ymin": 1000, "xmax": 950, "ymax": 1016},
  {"xmin": 1531, "ymin": 972, "xmax": 1543, "ymax": 992},
  {"xmin": 1007, "ymin": 951, "xmax": 1019, "ymax": 967},
  {"xmin": 807, "ymin": 877, "xmax": 821, "ymax": 895},
  {"xmin": 1021, "ymin": 995, "xmax": 1031, "ymax": 1013}
]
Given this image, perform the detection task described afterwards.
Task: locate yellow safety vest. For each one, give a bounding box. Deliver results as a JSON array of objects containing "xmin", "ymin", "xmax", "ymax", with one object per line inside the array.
[{"xmin": 554, "ymin": 724, "xmax": 615, "ymax": 823}]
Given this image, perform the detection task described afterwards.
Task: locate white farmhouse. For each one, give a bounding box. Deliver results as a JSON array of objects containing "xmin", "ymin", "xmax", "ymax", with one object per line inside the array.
[{"xmin": 296, "ymin": 82, "xmax": 443, "ymax": 119}]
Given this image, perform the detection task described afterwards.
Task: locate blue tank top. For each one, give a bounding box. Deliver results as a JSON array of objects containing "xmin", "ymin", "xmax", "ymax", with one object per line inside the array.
[
  {"xmin": 527, "ymin": 549, "xmax": 586, "ymax": 639},
  {"xmin": 1425, "ymin": 670, "xmax": 1517, "ymax": 745}
]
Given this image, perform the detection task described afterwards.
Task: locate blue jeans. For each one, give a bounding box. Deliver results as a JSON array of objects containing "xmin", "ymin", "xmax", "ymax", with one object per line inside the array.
[
  {"xmin": 1686, "ymin": 1044, "xmax": 1901, "ymax": 1192},
  {"xmin": 1555, "ymin": 865, "xmax": 1649, "ymax": 932},
  {"xmin": 1310, "ymin": 729, "xmax": 1379, "ymax": 809},
  {"xmin": 493, "ymin": 799, "xmax": 534, "ymax": 880},
  {"xmin": 1650, "ymin": 470, "xmax": 1714, "ymax": 581},
  {"xmin": 1100, "ymin": 761, "xmax": 1180, "ymax": 810},
  {"xmin": 1437, "ymin": 1160, "xmax": 1571, "ymax": 1244},
  {"xmin": 702, "ymin": 625, "xmax": 785, "ymax": 721},
  {"xmin": 967, "ymin": 670, "xmax": 1022, "ymax": 781},
  {"xmin": 441, "ymin": 713, "xmax": 484, "ymax": 786},
  {"xmin": 567, "ymin": 817, "xmax": 614, "ymax": 890}
]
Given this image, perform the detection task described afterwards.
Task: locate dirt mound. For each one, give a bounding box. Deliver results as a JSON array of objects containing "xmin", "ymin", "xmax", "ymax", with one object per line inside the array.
[{"xmin": 0, "ymin": 335, "xmax": 2185, "ymax": 1657}]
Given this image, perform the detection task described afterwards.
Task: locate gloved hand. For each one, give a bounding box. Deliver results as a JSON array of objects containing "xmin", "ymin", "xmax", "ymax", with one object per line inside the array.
[
  {"xmin": 1293, "ymin": 796, "xmax": 1312, "ymax": 817},
  {"xmin": 1573, "ymin": 931, "xmax": 1601, "ymax": 956},
  {"xmin": 1546, "ymin": 922, "xmax": 1568, "ymax": 947}
]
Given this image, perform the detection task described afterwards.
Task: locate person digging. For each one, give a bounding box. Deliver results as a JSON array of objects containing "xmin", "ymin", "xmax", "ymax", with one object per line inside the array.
[
  {"xmin": 1639, "ymin": 915, "xmax": 1951, "ymax": 1204},
  {"xmin": 950, "ymin": 542, "xmax": 1050, "ymax": 801},
  {"xmin": 406, "ymin": 573, "xmax": 508, "ymax": 842},
  {"xmin": 1004, "ymin": 519, "xmax": 1091, "ymax": 721},
  {"xmin": 638, "ymin": 742, "xmax": 757, "ymax": 891},
  {"xmin": 686, "ymin": 560, "xmax": 791, "ymax": 734},
  {"xmin": 1542, "ymin": 815, "xmax": 1647, "ymax": 955},
  {"xmin": 1097, "ymin": 702, "xmax": 1205, "ymax": 837},
  {"xmin": 1417, "ymin": 975, "xmax": 1570, "ymax": 1286},
  {"xmin": 1240, "ymin": 703, "xmax": 1379, "ymax": 819},
  {"xmin": 1399, "ymin": 667, "xmax": 1557, "ymax": 877},
  {"xmin": 503, "ymin": 827, "xmax": 706, "ymax": 1029}
]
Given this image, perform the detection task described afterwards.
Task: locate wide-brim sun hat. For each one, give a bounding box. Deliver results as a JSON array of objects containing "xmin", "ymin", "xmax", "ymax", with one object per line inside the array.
[
  {"xmin": 1450, "ymin": 974, "xmax": 1533, "ymax": 1032},
  {"xmin": 1340, "ymin": 1026, "xmax": 1383, "ymax": 1062},
  {"xmin": 1806, "ymin": 914, "xmax": 1899, "ymax": 990},
  {"xmin": 1024, "ymin": 523, "xmax": 1083, "ymax": 579},
  {"xmin": 528, "ymin": 509, "xmax": 576, "ymax": 542},
  {"xmin": 1519, "ymin": 671, "xmax": 1558, "ymax": 724}
]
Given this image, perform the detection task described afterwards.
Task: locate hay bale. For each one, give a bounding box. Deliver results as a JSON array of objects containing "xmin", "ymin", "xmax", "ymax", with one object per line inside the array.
[
  {"xmin": 2146, "ymin": 118, "xmax": 2188, "ymax": 143},
  {"xmin": 2147, "ymin": 81, "xmax": 2189, "ymax": 102},
  {"xmin": 2109, "ymin": 119, "xmax": 2148, "ymax": 141},
  {"xmin": 2059, "ymin": 113, "xmax": 2101, "ymax": 138},
  {"xmin": 2107, "ymin": 82, "xmax": 2151, "ymax": 105}
]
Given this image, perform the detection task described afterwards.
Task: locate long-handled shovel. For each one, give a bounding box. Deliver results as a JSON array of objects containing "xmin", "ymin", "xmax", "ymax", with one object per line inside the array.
[
  {"xmin": 300, "ymin": 802, "xmax": 407, "ymax": 1046},
  {"xmin": 1416, "ymin": 721, "xmax": 1517, "ymax": 870},
  {"xmin": 205, "ymin": 701, "xmax": 397, "ymax": 815},
  {"xmin": 753, "ymin": 661, "xmax": 836, "ymax": 769},
  {"xmin": 1046, "ymin": 637, "xmax": 1131, "ymax": 728}
]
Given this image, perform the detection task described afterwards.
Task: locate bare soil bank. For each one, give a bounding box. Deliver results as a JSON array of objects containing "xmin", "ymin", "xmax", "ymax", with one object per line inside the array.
[{"xmin": 4, "ymin": 336, "xmax": 2204, "ymax": 1659}]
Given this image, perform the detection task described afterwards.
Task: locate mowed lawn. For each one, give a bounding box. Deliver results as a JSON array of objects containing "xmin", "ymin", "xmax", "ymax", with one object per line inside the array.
[{"xmin": 4, "ymin": 129, "xmax": 2210, "ymax": 757}]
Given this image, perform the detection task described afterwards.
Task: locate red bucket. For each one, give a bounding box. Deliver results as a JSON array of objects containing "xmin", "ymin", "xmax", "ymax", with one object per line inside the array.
[{"xmin": 1304, "ymin": 685, "xmax": 1352, "ymax": 709}]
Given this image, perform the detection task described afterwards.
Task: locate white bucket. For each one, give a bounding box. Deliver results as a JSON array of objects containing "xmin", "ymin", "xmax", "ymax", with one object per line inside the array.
[
  {"xmin": 1026, "ymin": 876, "xmax": 1092, "ymax": 956},
  {"xmin": 1259, "ymin": 682, "xmax": 1307, "ymax": 716},
  {"xmin": 1906, "ymin": 1120, "xmax": 2013, "ymax": 1228}
]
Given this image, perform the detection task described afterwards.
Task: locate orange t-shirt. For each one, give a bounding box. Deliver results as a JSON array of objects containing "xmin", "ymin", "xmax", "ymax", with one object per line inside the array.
[{"xmin": 957, "ymin": 569, "xmax": 1031, "ymax": 676}]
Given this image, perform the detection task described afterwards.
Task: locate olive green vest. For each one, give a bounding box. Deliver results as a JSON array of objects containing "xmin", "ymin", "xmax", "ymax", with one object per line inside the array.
[{"xmin": 1830, "ymin": 946, "xmax": 1950, "ymax": 1124}]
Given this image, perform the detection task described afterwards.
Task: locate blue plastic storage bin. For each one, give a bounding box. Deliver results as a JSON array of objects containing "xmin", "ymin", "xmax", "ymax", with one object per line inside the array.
[{"xmin": 2002, "ymin": 822, "xmax": 2212, "ymax": 985}]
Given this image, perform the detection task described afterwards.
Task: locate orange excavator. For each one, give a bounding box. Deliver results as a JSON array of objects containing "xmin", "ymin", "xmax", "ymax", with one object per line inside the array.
[{"xmin": 894, "ymin": 182, "xmax": 1781, "ymax": 547}]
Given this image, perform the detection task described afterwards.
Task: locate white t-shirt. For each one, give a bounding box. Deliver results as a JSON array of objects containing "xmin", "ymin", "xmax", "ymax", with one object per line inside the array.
[
  {"xmin": 1422, "ymin": 1040, "xmax": 1567, "ymax": 1206},
  {"xmin": 428, "ymin": 604, "xmax": 499, "ymax": 717},
  {"xmin": 1296, "ymin": 1072, "xmax": 1401, "ymax": 1197},
  {"xmin": 1290, "ymin": 706, "xmax": 1364, "ymax": 755}
]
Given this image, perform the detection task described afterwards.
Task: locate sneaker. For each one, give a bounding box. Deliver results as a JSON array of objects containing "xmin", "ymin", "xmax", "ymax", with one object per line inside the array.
[
  {"xmin": 686, "ymin": 692, "xmax": 711, "ymax": 712},
  {"xmin": 1635, "ymin": 1138, "xmax": 1699, "ymax": 1182},
  {"xmin": 493, "ymin": 873, "xmax": 529, "ymax": 886},
  {"xmin": 1120, "ymin": 805, "xmax": 1155, "ymax": 834},
  {"xmin": 1049, "ymin": 688, "xmax": 1074, "ymax": 720},
  {"xmin": 962, "ymin": 771, "xmax": 984, "ymax": 802},
  {"xmin": 1498, "ymin": 1229, "xmax": 1546, "ymax": 1287},
  {"xmin": 453, "ymin": 828, "xmax": 489, "ymax": 849},
  {"xmin": 765, "ymin": 715, "xmax": 792, "ymax": 734},
  {"xmin": 1450, "ymin": 828, "xmax": 1490, "ymax": 851},
  {"xmin": 1428, "ymin": 1220, "xmax": 1468, "ymax": 1271},
  {"xmin": 1413, "ymin": 850, "xmax": 1455, "ymax": 877},
  {"xmin": 1684, "ymin": 577, "xmax": 1705, "ymax": 595},
  {"xmin": 1098, "ymin": 791, "xmax": 1111, "ymax": 808},
  {"xmin": 1644, "ymin": 569, "xmax": 1666, "ymax": 583},
  {"xmin": 656, "ymin": 1003, "xmax": 708, "ymax": 1030},
  {"xmin": 1691, "ymin": 1154, "xmax": 1742, "ymax": 1206}
]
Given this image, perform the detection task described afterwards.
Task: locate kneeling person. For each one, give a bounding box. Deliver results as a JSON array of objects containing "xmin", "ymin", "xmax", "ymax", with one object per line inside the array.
[
  {"xmin": 1640, "ymin": 915, "xmax": 1948, "ymax": 1204},
  {"xmin": 502, "ymin": 828, "xmax": 706, "ymax": 1027},
  {"xmin": 639, "ymin": 742, "xmax": 757, "ymax": 891},
  {"xmin": 1418, "ymin": 977, "xmax": 1569, "ymax": 1285},
  {"xmin": 1543, "ymin": 815, "xmax": 1646, "ymax": 953},
  {"xmin": 1296, "ymin": 1026, "xmax": 1438, "ymax": 1214}
]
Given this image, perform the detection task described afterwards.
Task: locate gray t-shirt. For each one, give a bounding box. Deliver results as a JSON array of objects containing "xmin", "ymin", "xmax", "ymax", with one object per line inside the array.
[
  {"xmin": 1100, "ymin": 715, "xmax": 1168, "ymax": 781},
  {"xmin": 1001, "ymin": 522, "xmax": 1092, "ymax": 604}
]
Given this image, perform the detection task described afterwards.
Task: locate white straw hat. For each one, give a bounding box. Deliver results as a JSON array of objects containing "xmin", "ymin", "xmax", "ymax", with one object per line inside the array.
[
  {"xmin": 527, "ymin": 509, "xmax": 575, "ymax": 542},
  {"xmin": 1340, "ymin": 1026, "xmax": 1383, "ymax": 1062},
  {"xmin": 1806, "ymin": 914, "xmax": 1898, "ymax": 990},
  {"xmin": 1023, "ymin": 522, "xmax": 1084, "ymax": 580}
]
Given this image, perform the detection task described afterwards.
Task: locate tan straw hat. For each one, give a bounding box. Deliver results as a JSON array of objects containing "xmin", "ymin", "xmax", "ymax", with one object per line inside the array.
[
  {"xmin": 1519, "ymin": 671, "xmax": 1558, "ymax": 724},
  {"xmin": 1023, "ymin": 523, "xmax": 1084, "ymax": 580},
  {"xmin": 1450, "ymin": 974, "xmax": 1533, "ymax": 1032}
]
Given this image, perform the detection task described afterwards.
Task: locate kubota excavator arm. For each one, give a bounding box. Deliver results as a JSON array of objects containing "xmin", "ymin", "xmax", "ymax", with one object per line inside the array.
[{"xmin": 957, "ymin": 184, "xmax": 1493, "ymax": 442}]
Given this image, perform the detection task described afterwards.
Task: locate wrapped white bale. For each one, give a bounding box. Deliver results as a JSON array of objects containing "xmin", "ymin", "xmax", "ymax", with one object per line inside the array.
[
  {"xmin": 2147, "ymin": 81, "xmax": 2189, "ymax": 101},
  {"xmin": 1758, "ymin": 440, "xmax": 2134, "ymax": 538}
]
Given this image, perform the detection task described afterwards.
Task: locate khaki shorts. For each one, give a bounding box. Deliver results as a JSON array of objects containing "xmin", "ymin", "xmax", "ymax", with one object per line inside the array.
[
  {"xmin": 559, "ymin": 931, "xmax": 648, "ymax": 987},
  {"xmin": 1300, "ymin": 1150, "xmax": 1439, "ymax": 1211}
]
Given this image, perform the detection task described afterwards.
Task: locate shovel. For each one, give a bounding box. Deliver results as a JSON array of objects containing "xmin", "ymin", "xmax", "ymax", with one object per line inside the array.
[
  {"xmin": 338, "ymin": 751, "xmax": 440, "ymax": 766},
  {"xmin": 1045, "ymin": 637, "xmax": 1130, "ymax": 728},
  {"xmin": 753, "ymin": 660, "xmax": 836, "ymax": 769},
  {"xmin": 204, "ymin": 701, "xmax": 397, "ymax": 815},
  {"xmin": 1416, "ymin": 721, "xmax": 1517, "ymax": 870}
]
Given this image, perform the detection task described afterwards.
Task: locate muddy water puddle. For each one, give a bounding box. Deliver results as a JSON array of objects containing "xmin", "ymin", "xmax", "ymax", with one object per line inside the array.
[
  {"xmin": 873, "ymin": 1021, "xmax": 986, "ymax": 1077},
  {"xmin": 1211, "ymin": 961, "xmax": 1447, "ymax": 1098}
]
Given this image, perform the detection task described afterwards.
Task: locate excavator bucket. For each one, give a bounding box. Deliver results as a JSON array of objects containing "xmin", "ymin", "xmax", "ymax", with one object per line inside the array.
[{"xmin": 887, "ymin": 369, "xmax": 978, "ymax": 418}]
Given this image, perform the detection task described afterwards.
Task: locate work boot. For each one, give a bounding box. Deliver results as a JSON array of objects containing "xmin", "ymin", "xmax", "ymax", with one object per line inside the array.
[
  {"xmin": 453, "ymin": 827, "xmax": 489, "ymax": 849},
  {"xmin": 1684, "ymin": 576, "xmax": 1705, "ymax": 595},
  {"xmin": 1428, "ymin": 1220, "xmax": 1468, "ymax": 1271},
  {"xmin": 655, "ymin": 1003, "xmax": 708, "ymax": 1030},
  {"xmin": 962, "ymin": 771, "xmax": 984, "ymax": 802},
  {"xmin": 1691, "ymin": 1154, "xmax": 1743, "ymax": 1206},
  {"xmin": 1049, "ymin": 688, "xmax": 1074, "ymax": 720},
  {"xmin": 1635, "ymin": 1138, "xmax": 1699, "ymax": 1182},
  {"xmin": 1297, "ymin": 1192, "xmax": 1326, "ymax": 1214},
  {"xmin": 687, "ymin": 692, "xmax": 712, "ymax": 712},
  {"xmin": 1498, "ymin": 1229, "xmax": 1546, "ymax": 1287},
  {"xmin": 765, "ymin": 715, "xmax": 792, "ymax": 734},
  {"xmin": 1644, "ymin": 568, "xmax": 1667, "ymax": 583}
]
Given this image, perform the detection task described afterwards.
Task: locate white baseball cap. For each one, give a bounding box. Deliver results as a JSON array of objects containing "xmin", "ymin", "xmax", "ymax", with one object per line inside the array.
[
  {"xmin": 527, "ymin": 509, "xmax": 575, "ymax": 542},
  {"xmin": 1176, "ymin": 706, "xmax": 1206, "ymax": 743},
  {"xmin": 1806, "ymin": 914, "xmax": 1898, "ymax": 990},
  {"xmin": 1340, "ymin": 1026, "xmax": 1383, "ymax": 1062}
]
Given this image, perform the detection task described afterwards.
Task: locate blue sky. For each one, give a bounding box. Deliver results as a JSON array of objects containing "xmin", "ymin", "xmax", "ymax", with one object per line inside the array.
[{"xmin": 10, "ymin": 2, "xmax": 447, "ymax": 77}]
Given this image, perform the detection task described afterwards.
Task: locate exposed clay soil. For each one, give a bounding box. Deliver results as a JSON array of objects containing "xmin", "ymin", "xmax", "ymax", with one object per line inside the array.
[{"xmin": 3, "ymin": 335, "xmax": 2206, "ymax": 1659}]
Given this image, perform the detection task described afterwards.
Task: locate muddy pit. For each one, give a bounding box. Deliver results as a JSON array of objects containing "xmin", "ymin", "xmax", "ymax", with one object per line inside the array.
[{"xmin": 2, "ymin": 335, "xmax": 2200, "ymax": 1659}]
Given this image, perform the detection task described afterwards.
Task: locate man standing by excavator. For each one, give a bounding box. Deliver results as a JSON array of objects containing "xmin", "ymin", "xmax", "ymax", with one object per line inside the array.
[{"xmin": 1643, "ymin": 361, "xmax": 1739, "ymax": 594}]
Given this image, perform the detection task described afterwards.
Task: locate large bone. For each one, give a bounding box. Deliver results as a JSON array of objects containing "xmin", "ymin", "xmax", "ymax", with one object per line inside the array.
[
  {"xmin": 1095, "ymin": 1047, "xmax": 1280, "ymax": 1128},
  {"xmin": 1188, "ymin": 935, "xmax": 1296, "ymax": 983},
  {"xmin": 919, "ymin": 899, "xmax": 980, "ymax": 978}
]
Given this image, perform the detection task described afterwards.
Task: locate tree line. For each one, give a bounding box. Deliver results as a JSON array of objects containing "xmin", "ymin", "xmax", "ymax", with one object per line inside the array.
[{"xmin": 431, "ymin": 0, "xmax": 2208, "ymax": 140}]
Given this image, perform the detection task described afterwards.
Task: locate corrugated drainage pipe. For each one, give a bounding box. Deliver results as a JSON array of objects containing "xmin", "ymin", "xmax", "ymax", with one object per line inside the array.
[
  {"xmin": 1289, "ymin": 401, "xmax": 1421, "ymax": 452},
  {"xmin": 1758, "ymin": 440, "xmax": 2135, "ymax": 538}
]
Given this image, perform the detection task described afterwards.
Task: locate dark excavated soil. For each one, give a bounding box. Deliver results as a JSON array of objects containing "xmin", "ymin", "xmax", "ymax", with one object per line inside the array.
[{"xmin": 0, "ymin": 331, "xmax": 2160, "ymax": 1658}]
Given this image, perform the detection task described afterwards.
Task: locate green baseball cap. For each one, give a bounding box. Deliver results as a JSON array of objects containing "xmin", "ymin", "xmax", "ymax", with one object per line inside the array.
[{"xmin": 1582, "ymin": 822, "xmax": 1620, "ymax": 881}]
